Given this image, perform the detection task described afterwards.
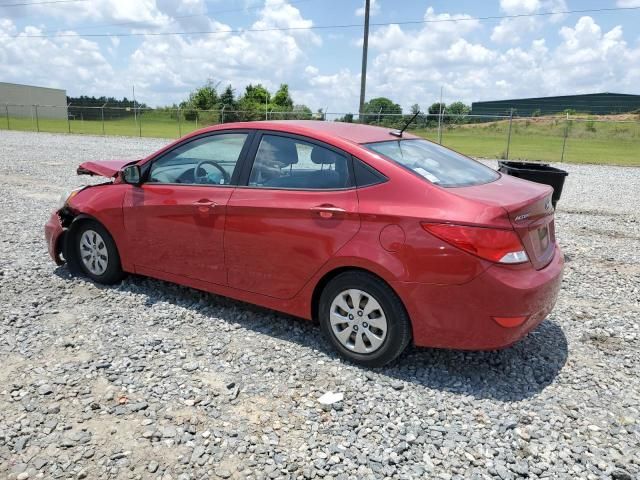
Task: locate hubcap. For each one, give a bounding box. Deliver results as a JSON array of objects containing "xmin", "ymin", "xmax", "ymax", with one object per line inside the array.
[
  {"xmin": 79, "ymin": 229, "xmax": 109, "ymax": 276},
  {"xmin": 329, "ymin": 289, "xmax": 388, "ymax": 354}
]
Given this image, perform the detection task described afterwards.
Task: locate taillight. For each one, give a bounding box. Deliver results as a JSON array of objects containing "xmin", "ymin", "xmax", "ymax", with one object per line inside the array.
[{"xmin": 421, "ymin": 223, "xmax": 528, "ymax": 264}]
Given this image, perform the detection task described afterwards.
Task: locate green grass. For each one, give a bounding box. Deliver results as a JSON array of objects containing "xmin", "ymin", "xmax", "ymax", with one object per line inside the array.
[
  {"xmin": 0, "ymin": 111, "xmax": 205, "ymax": 138},
  {"xmin": 1, "ymin": 113, "xmax": 639, "ymax": 166},
  {"xmin": 413, "ymin": 118, "xmax": 640, "ymax": 166}
]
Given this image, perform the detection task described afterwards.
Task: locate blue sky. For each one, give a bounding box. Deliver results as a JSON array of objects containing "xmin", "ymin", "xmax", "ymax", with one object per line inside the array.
[{"xmin": 1, "ymin": 0, "xmax": 639, "ymax": 113}]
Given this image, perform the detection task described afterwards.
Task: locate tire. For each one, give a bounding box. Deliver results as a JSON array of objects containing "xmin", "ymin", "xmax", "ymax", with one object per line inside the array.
[
  {"xmin": 318, "ymin": 271, "xmax": 412, "ymax": 367},
  {"xmin": 72, "ymin": 220, "xmax": 125, "ymax": 284}
]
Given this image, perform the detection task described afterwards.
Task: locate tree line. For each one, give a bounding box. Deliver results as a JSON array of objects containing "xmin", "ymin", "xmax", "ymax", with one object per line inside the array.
[
  {"xmin": 162, "ymin": 81, "xmax": 320, "ymax": 123},
  {"xmin": 65, "ymin": 95, "xmax": 148, "ymax": 121},
  {"xmin": 66, "ymin": 82, "xmax": 474, "ymax": 127},
  {"xmin": 66, "ymin": 95, "xmax": 148, "ymax": 108},
  {"xmin": 176, "ymin": 81, "xmax": 474, "ymax": 127}
]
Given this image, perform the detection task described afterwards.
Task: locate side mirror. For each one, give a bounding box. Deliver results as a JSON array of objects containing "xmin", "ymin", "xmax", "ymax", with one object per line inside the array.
[{"xmin": 121, "ymin": 164, "xmax": 141, "ymax": 185}]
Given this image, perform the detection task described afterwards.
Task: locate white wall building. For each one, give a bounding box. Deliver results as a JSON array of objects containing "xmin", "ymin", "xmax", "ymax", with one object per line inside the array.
[{"xmin": 0, "ymin": 82, "xmax": 67, "ymax": 119}]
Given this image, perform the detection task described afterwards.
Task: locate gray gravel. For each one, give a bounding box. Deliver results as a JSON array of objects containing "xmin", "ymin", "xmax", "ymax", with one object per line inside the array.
[{"xmin": 1, "ymin": 130, "xmax": 639, "ymax": 479}]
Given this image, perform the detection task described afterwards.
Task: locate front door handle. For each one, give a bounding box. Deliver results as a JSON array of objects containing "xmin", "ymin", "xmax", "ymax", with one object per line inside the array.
[
  {"xmin": 193, "ymin": 199, "xmax": 217, "ymax": 213},
  {"xmin": 310, "ymin": 204, "xmax": 346, "ymax": 219}
]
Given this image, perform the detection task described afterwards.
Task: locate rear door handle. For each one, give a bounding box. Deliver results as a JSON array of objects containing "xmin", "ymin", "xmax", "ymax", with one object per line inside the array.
[{"xmin": 310, "ymin": 205, "xmax": 346, "ymax": 219}]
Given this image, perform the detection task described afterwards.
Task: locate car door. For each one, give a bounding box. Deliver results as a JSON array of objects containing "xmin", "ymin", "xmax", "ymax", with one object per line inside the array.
[
  {"xmin": 123, "ymin": 131, "xmax": 252, "ymax": 285},
  {"xmin": 224, "ymin": 132, "xmax": 361, "ymax": 299}
]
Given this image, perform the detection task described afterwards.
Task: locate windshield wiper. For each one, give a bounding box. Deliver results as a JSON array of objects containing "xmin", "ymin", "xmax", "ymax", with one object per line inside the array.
[{"xmin": 390, "ymin": 111, "xmax": 420, "ymax": 138}]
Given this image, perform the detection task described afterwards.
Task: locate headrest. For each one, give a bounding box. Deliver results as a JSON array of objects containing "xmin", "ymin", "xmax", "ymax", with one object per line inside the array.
[
  {"xmin": 259, "ymin": 136, "xmax": 299, "ymax": 165},
  {"xmin": 311, "ymin": 147, "xmax": 341, "ymax": 165}
]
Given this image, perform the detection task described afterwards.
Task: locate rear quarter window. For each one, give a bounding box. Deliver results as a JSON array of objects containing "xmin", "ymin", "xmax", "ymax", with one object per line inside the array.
[{"xmin": 366, "ymin": 139, "xmax": 499, "ymax": 187}]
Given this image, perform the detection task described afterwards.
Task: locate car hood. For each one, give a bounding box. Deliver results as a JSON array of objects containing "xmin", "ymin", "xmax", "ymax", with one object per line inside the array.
[{"xmin": 77, "ymin": 159, "xmax": 136, "ymax": 177}]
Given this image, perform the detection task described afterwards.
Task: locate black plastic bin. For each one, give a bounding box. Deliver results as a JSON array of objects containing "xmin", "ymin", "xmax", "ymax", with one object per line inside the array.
[{"xmin": 498, "ymin": 161, "xmax": 568, "ymax": 208}]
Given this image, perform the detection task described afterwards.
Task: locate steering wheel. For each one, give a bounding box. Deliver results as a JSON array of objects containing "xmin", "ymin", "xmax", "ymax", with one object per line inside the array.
[{"xmin": 194, "ymin": 160, "xmax": 230, "ymax": 185}]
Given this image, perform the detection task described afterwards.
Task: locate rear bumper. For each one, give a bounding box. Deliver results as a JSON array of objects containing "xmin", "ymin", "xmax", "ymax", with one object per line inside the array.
[
  {"xmin": 393, "ymin": 244, "xmax": 564, "ymax": 350},
  {"xmin": 44, "ymin": 211, "xmax": 65, "ymax": 265}
]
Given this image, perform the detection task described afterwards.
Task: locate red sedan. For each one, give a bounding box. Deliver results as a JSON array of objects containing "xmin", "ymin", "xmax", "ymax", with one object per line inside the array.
[{"xmin": 45, "ymin": 121, "xmax": 563, "ymax": 367}]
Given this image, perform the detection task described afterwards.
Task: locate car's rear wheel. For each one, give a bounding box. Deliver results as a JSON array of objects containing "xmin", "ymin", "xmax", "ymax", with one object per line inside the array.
[
  {"xmin": 73, "ymin": 220, "xmax": 125, "ymax": 284},
  {"xmin": 319, "ymin": 271, "xmax": 411, "ymax": 367}
]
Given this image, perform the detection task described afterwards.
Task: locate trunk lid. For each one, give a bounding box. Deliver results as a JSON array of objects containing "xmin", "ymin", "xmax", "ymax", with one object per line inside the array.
[
  {"xmin": 77, "ymin": 159, "xmax": 135, "ymax": 178},
  {"xmin": 449, "ymin": 174, "xmax": 556, "ymax": 270}
]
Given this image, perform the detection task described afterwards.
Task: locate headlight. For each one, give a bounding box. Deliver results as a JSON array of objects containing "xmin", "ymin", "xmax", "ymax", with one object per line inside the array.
[{"xmin": 57, "ymin": 187, "xmax": 83, "ymax": 210}]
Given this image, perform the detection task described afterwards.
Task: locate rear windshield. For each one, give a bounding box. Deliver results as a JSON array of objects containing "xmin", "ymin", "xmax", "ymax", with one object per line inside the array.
[{"xmin": 365, "ymin": 139, "xmax": 499, "ymax": 187}]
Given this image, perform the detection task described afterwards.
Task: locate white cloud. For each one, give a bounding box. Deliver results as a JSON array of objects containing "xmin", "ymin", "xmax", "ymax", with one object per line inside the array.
[
  {"xmin": 492, "ymin": 0, "xmax": 568, "ymax": 44},
  {"xmin": 355, "ymin": 0, "xmax": 380, "ymax": 17},
  {"xmin": 294, "ymin": 67, "xmax": 360, "ymax": 112},
  {"xmin": 306, "ymin": 11, "xmax": 640, "ymax": 112},
  {"xmin": 0, "ymin": 20, "xmax": 116, "ymax": 96},
  {"xmin": 499, "ymin": 0, "xmax": 541, "ymax": 14},
  {"xmin": 34, "ymin": 0, "xmax": 172, "ymax": 27},
  {"xmin": 1, "ymin": 2, "xmax": 639, "ymax": 114},
  {"xmin": 616, "ymin": 0, "xmax": 640, "ymax": 6},
  {"xmin": 121, "ymin": 0, "xmax": 321, "ymax": 105},
  {"xmin": 491, "ymin": 17, "xmax": 538, "ymax": 44},
  {"xmin": 0, "ymin": 0, "xmax": 322, "ymax": 106}
]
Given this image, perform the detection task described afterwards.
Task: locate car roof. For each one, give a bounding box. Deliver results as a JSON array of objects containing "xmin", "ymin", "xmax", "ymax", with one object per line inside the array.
[{"xmin": 203, "ymin": 120, "xmax": 420, "ymax": 145}]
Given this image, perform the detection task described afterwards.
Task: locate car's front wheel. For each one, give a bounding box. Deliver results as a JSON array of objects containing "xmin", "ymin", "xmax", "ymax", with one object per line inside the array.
[
  {"xmin": 73, "ymin": 220, "xmax": 125, "ymax": 284},
  {"xmin": 318, "ymin": 271, "xmax": 412, "ymax": 367}
]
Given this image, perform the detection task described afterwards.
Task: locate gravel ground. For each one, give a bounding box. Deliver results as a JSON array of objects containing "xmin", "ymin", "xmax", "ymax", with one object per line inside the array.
[{"xmin": 0, "ymin": 130, "xmax": 639, "ymax": 480}]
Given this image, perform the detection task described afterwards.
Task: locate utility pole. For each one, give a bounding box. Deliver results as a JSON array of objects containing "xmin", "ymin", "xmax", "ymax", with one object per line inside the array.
[{"xmin": 358, "ymin": 0, "xmax": 370, "ymax": 122}]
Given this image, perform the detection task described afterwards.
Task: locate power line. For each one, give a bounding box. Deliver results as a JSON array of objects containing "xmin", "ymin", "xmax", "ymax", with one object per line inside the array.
[
  {"xmin": 7, "ymin": 5, "xmax": 640, "ymax": 38},
  {"xmin": 0, "ymin": 0, "xmax": 87, "ymax": 7}
]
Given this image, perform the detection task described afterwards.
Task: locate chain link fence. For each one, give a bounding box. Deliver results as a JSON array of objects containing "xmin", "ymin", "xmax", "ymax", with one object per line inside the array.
[{"xmin": 2, "ymin": 104, "xmax": 639, "ymax": 165}]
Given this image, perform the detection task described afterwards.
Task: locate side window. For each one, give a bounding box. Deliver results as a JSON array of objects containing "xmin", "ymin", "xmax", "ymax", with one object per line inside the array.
[
  {"xmin": 353, "ymin": 157, "xmax": 387, "ymax": 187},
  {"xmin": 248, "ymin": 135, "xmax": 351, "ymax": 189},
  {"xmin": 148, "ymin": 133, "xmax": 248, "ymax": 185}
]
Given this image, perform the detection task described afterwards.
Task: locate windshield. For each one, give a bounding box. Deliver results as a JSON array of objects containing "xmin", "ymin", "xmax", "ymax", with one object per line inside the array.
[{"xmin": 365, "ymin": 139, "xmax": 499, "ymax": 187}]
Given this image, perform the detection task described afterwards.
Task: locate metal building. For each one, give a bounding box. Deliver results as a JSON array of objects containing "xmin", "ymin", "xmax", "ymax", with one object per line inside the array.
[
  {"xmin": 471, "ymin": 92, "xmax": 640, "ymax": 116},
  {"xmin": 0, "ymin": 82, "xmax": 67, "ymax": 119}
]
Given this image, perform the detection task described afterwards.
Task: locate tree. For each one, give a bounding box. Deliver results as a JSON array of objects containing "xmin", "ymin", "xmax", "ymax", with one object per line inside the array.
[
  {"xmin": 337, "ymin": 113, "xmax": 354, "ymax": 123},
  {"xmin": 272, "ymin": 84, "xmax": 294, "ymax": 110},
  {"xmin": 410, "ymin": 103, "xmax": 421, "ymax": 115},
  {"xmin": 243, "ymin": 84, "xmax": 270, "ymax": 104},
  {"xmin": 447, "ymin": 101, "xmax": 470, "ymax": 116},
  {"xmin": 446, "ymin": 101, "xmax": 470, "ymax": 124},
  {"xmin": 186, "ymin": 80, "xmax": 218, "ymax": 110},
  {"xmin": 428, "ymin": 102, "xmax": 446, "ymax": 115},
  {"xmin": 362, "ymin": 97, "xmax": 402, "ymax": 124},
  {"xmin": 219, "ymin": 85, "xmax": 236, "ymax": 108},
  {"xmin": 219, "ymin": 85, "xmax": 238, "ymax": 122},
  {"xmin": 236, "ymin": 84, "xmax": 271, "ymax": 121},
  {"xmin": 291, "ymin": 104, "xmax": 313, "ymax": 120},
  {"xmin": 181, "ymin": 80, "xmax": 219, "ymax": 120}
]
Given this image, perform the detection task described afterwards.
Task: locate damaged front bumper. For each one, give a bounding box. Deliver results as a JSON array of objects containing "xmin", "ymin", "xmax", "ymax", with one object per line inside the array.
[{"xmin": 44, "ymin": 210, "xmax": 66, "ymax": 265}]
